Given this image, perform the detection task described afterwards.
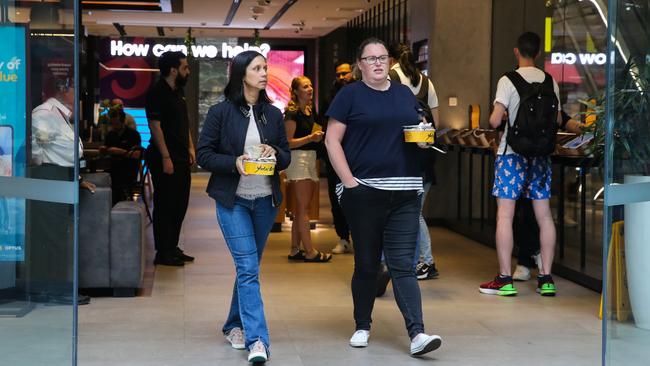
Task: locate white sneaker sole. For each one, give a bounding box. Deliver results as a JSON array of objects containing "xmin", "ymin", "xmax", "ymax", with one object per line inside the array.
[
  {"xmin": 411, "ymin": 335, "xmax": 442, "ymax": 356},
  {"xmin": 247, "ymin": 353, "xmax": 267, "ymax": 363},
  {"xmin": 350, "ymin": 339, "xmax": 368, "ymax": 347}
]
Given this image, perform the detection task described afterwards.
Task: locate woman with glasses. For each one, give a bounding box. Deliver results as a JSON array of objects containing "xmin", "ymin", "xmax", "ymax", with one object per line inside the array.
[
  {"xmin": 324, "ymin": 37, "xmax": 442, "ymax": 356},
  {"xmin": 197, "ymin": 50, "xmax": 291, "ymax": 363}
]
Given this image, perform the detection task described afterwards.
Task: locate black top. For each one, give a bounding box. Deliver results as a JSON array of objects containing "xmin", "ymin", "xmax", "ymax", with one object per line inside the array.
[
  {"xmin": 105, "ymin": 127, "xmax": 142, "ymax": 184},
  {"xmin": 145, "ymin": 80, "xmax": 190, "ymax": 164},
  {"xmin": 196, "ymin": 100, "xmax": 291, "ymax": 208},
  {"xmin": 326, "ymin": 81, "xmax": 422, "ymax": 181},
  {"xmin": 284, "ymin": 109, "xmax": 319, "ymax": 151}
]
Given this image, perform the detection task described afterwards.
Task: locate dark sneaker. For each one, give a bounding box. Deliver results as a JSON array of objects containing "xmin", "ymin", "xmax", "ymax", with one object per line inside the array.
[
  {"xmin": 416, "ymin": 262, "xmax": 439, "ymax": 280},
  {"xmin": 479, "ymin": 275, "xmax": 517, "ymax": 296},
  {"xmin": 537, "ymin": 275, "xmax": 557, "ymax": 296},
  {"xmin": 174, "ymin": 247, "xmax": 195, "ymax": 262},
  {"xmin": 154, "ymin": 252, "xmax": 184, "ymax": 266}
]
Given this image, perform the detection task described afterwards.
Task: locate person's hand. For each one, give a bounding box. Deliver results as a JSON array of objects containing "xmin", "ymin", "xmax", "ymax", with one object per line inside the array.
[
  {"xmin": 236, "ymin": 154, "xmax": 250, "ymax": 176},
  {"xmin": 80, "ymin": 181, "xmax": 96, "ymax": 194},
  {"xmin": 188, "ymin": 148, "xmax": 196, "ymax": 165},
  {"xmin": 310, "ymin": 131, "xmax": 324, "ymax": 142},
  {"xmin": 258, "ymin": 144, "xmax": 276, "ymax": 158},
  {"xmin": 343, "ymin": 179, "xmax": 359, "ymax": 189},
  {"xmin": 128, "ymin": 149, "xmax": 142, "ymax": 159},
  {"xmin": 163, "ymin": 157, "xmax": 174, "ymax": 175}
]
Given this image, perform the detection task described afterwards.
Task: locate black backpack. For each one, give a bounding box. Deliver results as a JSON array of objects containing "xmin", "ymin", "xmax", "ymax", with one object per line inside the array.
[
  {"xmin": 504, "ymin": 71, "xmax": 559, "ymax": 157},
  {"xmin": 389, "ymin": 69, "xmax": 433, "ymax": 124}
]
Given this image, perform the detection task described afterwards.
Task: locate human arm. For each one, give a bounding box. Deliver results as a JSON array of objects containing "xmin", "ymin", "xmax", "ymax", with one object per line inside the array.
[
  {"xmin": 489, "ymin": 102, "xmax": 507, "ymax": 129},
  {"xmin": 188, "ymin": 129, "xmax": 196, "ymax": 165},
  {"xmin": 148, "ymin": 120, "xmax": 173, "ymax": 174},
  {"xmin": 269, "ymin": 109, "xmax": 291, "ymax": 171},
  {"xmin": 284, "ymin": 115, "xmax": 323, "ymax": 149},
  {"xmin": 196, "ymin": 105, "xmax": 247, "ymax": 175},
  {"xmin": 324, "ymin": 118, "xmax": 357, "ymax": 188}
]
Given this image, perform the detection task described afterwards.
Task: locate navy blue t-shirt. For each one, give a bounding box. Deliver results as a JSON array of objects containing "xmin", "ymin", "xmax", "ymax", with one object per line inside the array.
[{"xmin": 326, "ymin": 81, "xmax": 423, "ymax": 190}]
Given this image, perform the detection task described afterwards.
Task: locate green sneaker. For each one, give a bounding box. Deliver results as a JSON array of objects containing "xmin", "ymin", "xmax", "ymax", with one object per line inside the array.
[
  {"xmin": 479, "ymin": 275, "xmax": 517, "ymax": 296},
  {"xmin": 537, "ymin": 275, "xmax": 557, "ymax": 296}
]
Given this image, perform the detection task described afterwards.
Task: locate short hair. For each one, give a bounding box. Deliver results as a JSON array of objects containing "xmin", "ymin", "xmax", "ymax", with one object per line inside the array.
[
  {"xmin": 335, "ymin": 61, "xmax": 351, "ymax": 69},
  {"xmin": 517, "ymin": 32, "xmax": 541, "ymax": 59},
  {"xmin": 108, "ymin": 107, "xmax": 126, "ymax": 122},
  {"xmin": 223, "ymin": 50, "xmax": 272, "ymax": 108},
  {"xmin": 158, "ymin": 51, "xmax": 186, "ymax": 77},
  {"xmin": 356, "ymin": 37, "xmax": 388, "ymax": 61},
  {"xmin": 54, "ymin": 77, "xmax": 70, "ymax": 93}
]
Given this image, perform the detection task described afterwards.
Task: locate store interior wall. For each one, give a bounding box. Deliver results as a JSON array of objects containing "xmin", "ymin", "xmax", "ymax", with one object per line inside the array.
[
  {"xmin": 424, "ymin": 0, "xmax": 493, "ymax": 220},
  {"xmin": 408, "ymin": 0, "xmax": 431, "ymax": 49},
  {"xmin": 490, "ymin": 0, "xmax": 547, "ymax": 100}
]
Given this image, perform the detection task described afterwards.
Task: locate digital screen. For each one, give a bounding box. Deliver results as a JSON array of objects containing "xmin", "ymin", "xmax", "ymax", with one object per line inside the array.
[
  {"xmin": 0, "ymin": 126, "xmax": 12, "ymax": 176},
  {"xmin": 266, "ymin": 50, "xmax": 305, "ymax": 112}
]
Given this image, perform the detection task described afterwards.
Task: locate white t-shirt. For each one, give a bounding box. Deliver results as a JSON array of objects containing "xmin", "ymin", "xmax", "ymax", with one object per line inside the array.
[
  {"xmin": 389, "ymin": 64, "xmax": 439, "ymax": 109},
  {"xmin": 31, "ymin": 98, "xmax": 84, "ymax": 167},
  {"xmin": 494, "ymin": 67, "xmax": 560, "ymax": 155},
  {"xmin": 235, "ymin": 107, "xmax": 272, "ymax": 199}
]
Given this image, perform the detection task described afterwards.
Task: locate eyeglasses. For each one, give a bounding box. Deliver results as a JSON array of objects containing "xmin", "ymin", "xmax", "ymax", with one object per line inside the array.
[
  {"xmin": 336, "ymin": 72, "xmax": 350, "ymax": 77},
  {"xmin": 360, "ymin": 55, "xmax": 389, "ymax": 65}
]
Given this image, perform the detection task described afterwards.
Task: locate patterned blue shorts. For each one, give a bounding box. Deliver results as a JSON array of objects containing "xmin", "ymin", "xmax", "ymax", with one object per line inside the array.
[{"xmin": 492, "ymin": 154, "xmax": 552, "ymax": 200}]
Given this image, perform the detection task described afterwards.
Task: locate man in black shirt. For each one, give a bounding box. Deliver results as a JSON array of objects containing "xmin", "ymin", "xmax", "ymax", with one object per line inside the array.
[
  {"xmin": 145, "ymin": 51, "xmax": 195, "ymax": 266},
  {"xmin": 101, "ymin": 107, "xmax": 142, "ymax": 205}
]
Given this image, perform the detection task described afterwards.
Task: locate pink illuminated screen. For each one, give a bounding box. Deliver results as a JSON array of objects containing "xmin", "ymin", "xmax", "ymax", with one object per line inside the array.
[{"xmin": 265, "ymin": 50, "xmax": 305, "ymax": 112}]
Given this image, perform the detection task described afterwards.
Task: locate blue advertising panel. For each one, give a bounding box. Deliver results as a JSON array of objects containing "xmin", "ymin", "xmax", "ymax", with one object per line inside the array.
[{"xmin": 0, "ymin": 25, "xmax": 27, "ymax": 262}]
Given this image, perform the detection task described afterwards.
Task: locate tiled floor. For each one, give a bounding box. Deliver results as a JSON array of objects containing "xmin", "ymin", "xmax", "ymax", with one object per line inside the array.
[{"xmin": 78, "ymin": 173, "xmax": 602, "ymax": 365}]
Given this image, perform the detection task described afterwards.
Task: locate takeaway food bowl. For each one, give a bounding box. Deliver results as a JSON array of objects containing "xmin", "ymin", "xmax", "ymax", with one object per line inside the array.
[
  {"xmin": 243, "ymin": 159, "xmax": 276, "ymax": 175},
  {"xmin": 403, "ymin": 125, "xmax": 435, "ymax": 143}
]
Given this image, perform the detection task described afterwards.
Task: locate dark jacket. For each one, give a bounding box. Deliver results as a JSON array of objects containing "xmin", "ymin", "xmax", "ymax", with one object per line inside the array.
[{"xmin": 197, "ymin": 99, "xmax": 291, "ymax": 208}]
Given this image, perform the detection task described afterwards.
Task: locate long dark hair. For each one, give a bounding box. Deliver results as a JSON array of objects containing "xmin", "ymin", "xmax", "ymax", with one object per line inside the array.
[
  {"xmin": 224, "ymin": 50, "xmax": 272, "ymax": 108},
  {"xmin": 389, "ymin": 43, "xmax": 419, "ymax": 87}
]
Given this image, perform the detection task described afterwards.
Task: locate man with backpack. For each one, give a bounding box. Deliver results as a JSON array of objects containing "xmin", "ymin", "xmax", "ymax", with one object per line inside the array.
[{"xmin": 479, "ymin": 32, "xmax": 561, "ymax": 297}]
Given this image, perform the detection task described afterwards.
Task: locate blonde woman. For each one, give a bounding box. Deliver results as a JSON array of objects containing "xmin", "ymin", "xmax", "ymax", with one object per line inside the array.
[{"xmin": 284, "ymin": 76, "xmax": 331, "ymax": 262}]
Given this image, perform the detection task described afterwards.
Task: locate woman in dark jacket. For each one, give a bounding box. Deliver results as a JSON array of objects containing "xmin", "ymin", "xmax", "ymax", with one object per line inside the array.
[{"xmin": 196, "ymin": 50, "xmax": 290, "ymax": 364}]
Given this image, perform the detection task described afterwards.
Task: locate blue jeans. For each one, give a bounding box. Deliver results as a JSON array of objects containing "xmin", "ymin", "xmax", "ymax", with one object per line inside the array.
[
  {"xmin": 217, "ymin": 195, "xmax": 277, "ymax": 349},
  {"xmin": 417, "ymin": 182, "xmax": 434, "ymax": 265}
]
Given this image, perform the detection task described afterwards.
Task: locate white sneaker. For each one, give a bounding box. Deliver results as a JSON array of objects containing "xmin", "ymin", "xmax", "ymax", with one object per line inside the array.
[
  {"xmin": 410, "ymin": 333, "xmax": 442, "ymax": 356},
  {"xmin": 349, "ymin": 330, "xmax": 370, "ymax": 347},
  {"xmin": 332, "ymin": 239, "xmax": 351, "ymax": 254},
  {"xmin": 534, "ymin": 253, "xmax": 543, "ymax": 273},
  {"xmin": 225, "ymin": 327, "xmax": 245, "ymax": 350},
  {"xmin": 512, "ymin": 265, "xmax": 531, "ymax": 281},
  {"xmin": 247, "ymin": 340, "xmax": 268, "ymax": 363}
]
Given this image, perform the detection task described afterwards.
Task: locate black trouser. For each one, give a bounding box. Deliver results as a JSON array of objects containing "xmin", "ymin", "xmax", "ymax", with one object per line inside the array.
[
  {"xmin": 150, "ymin": 161, "xmax": 191, "ymax": 255},
  {"xmin": 325, "ymin": 160, "xmax": 349, "ymax": 241},
  {"xmin": 514, "ymin": 197, "xmax": 540, "ymax": 268},
  {"xmin": 25, "ymin": 164, "xmax": 75, "ymax": 296},
  {"xmin": 340, "ymin": 185, "xmax": 424, "ymax": 338}
]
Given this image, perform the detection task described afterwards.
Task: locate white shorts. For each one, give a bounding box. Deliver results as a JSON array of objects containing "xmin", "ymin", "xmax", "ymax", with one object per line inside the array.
[{"xmin": 285, "ymin": 150, "xmax": 319, "ymax": 182}]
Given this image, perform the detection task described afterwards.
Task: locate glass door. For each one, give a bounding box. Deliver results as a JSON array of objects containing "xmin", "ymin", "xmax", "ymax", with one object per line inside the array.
[
  {"xmin": 603, "ymin": 0, "xmax": 650, "ymax": 365},
  {"xmin": 0, "ymin": 1, "xmax": 80, "ymax": 365}
]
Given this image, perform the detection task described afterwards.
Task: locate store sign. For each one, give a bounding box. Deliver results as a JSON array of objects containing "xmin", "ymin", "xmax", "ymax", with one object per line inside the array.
[
  {"xmin": 110, "ymin": 40, "xmax": 271, "ymax": 59},
  {"xmin": 551, "ymin": 52, "xmax": 607, "ymax": 65}
]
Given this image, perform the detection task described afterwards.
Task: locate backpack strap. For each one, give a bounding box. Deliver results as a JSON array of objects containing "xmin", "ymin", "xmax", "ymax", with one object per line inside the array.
[
  {"xmin": 415, "ymin": 72, "xmax": 430, "ymax": 103},
  {"xmin": 504, "ymin": 71, "xmax": 531, "ymax": 98},
  {"xmin": 388, "ymin": 69, "xmax": 401, "ymax": 84}
]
